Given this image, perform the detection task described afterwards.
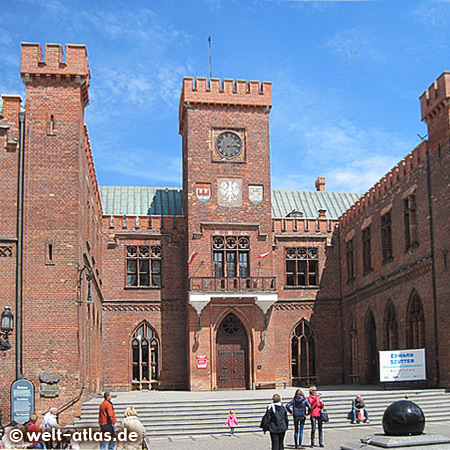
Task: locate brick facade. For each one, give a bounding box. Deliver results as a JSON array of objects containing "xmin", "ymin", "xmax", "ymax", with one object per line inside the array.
[{"xmin": 0, "ymin": 43, "xmax": 449, "ymax": 424}]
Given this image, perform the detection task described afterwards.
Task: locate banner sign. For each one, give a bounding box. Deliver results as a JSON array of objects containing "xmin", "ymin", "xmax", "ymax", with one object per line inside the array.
[
  {"xmin": 196, "ymin": 355, "xmax": 208, "ymax": 369},
  {"xmin": 379, "ymin": 349, "xmax": 426, "ymax": 382}
]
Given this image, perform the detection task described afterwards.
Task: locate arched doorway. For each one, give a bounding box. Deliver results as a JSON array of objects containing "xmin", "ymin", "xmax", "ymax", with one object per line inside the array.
[
  {"xmin": 131, "ymin": 322, "xmax": 159, "ymax": 390},
  {"xmin": 216, "ymin": 313, "xmax": 248, "ymax": 389},
  {"xmin": 365, "ymin": 310, "xmax": 378, "ymax": 385}
]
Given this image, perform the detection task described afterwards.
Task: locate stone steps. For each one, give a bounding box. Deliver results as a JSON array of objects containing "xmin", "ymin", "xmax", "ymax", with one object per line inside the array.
[{"xmin": 73, "ymin": 389, "xmax": 450, "ymax": 438}]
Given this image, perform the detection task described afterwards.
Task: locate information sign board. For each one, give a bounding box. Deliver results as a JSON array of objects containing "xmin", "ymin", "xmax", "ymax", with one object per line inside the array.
[
  {"xmin": 11, "ymin": 379, "xmax": 34, "ymax": 423},
  {"xmin": 379, "ymin": 349, "xmax": 426, "ymax": 382}
]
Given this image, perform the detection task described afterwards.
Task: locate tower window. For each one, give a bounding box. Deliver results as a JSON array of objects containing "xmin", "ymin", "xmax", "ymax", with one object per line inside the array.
[{"xmin": 213, "ymin": 236, "xmax": 249, "ymax": 278}]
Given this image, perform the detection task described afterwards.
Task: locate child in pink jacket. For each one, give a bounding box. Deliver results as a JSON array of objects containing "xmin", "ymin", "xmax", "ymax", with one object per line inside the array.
[{"xmin": 225, "ymin": 410, "xmax": 238, "ymax": 436}]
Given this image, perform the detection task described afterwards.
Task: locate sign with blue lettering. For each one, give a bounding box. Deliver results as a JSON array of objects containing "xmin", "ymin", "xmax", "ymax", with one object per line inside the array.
[
  {"xmin": 379, "ymin": 349, "xmax": 426, "ymax": 382},
  {"xmin": 11, "ymin": 379, "xmax": 34, "ymax": 423}
]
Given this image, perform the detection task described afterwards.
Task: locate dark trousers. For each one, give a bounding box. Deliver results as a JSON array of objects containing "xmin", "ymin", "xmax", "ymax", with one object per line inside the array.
[
  {"xmin": 310, "ymin": 416, "xmax": 323, "ymax": 446},
  {"xmin": 293, "ymin": 416, "xmax": 306, "ymax": 447},
  {"xmin": 270, "ymin": 431, "xmax": 286, "ymax": 450}
]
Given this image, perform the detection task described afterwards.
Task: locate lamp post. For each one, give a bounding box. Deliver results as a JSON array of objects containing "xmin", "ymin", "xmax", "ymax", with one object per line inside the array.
[{"xmin": 0, "ymin": 306, "xmax": 14, "ymax": 352}]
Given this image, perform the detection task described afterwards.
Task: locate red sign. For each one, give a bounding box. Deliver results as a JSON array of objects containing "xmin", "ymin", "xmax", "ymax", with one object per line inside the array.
[{"xmin": 196, "ymin": 355, "xmax": 208, "ymax": 369}]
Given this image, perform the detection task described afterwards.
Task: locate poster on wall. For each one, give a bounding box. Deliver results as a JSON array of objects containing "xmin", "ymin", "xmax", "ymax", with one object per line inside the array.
[
  {"xmin": 379, "ymin": 349, "xmax": 426, "ymax": 382},
  {"xmin": 196, "ymin": 355, "xmax": 208, "ymax": 369},
  {"xmin": 11, "ymin": 379, "xmax": 34, "ymax": 423}
]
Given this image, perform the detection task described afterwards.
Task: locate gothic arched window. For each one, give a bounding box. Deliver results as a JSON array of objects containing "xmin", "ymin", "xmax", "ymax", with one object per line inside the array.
[
  {"xmin": 406, "ymin": 291, "xmax": 425, "ymax": 349},
  {"xmin": 384, "ymin": 300, "xmax": 398, "ymax": 350},
  {"xmin": 131, "ymin": 322, "xmax": 159, "ymax": 390},
  {"xmin": 291, "ymin": 320, "xmax": 316, "ymax": 386}
]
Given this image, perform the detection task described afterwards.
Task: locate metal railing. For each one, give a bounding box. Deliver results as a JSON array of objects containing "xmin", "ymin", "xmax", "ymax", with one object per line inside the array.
[{"xmin": 190, "ymin": 277, "xmax": 276, "ymax": 292}]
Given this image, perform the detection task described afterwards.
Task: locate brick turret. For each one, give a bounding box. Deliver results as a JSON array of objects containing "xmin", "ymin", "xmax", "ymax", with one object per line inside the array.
[
  {"xmin": 21, "ymin": 43, "xmax": 90, "ymax": 106},
  {"xmin": 420, "ymin": 72, "xmax": 450, "ymax": 150}
]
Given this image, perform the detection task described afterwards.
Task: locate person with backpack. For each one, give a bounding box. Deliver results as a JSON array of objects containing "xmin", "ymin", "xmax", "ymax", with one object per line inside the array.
[
  {"xmin": 286, "ymin": 389, "xmax": 311, "ymax": 449},
  {"xmin": 260, "ymin": 393, "xmax": 289, "ymax": 450}
]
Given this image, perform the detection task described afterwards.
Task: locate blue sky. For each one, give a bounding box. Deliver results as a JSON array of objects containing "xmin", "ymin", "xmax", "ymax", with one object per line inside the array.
[{"xmin": 1, "ymin": 0, "xmax": 449, "ymax": 193}]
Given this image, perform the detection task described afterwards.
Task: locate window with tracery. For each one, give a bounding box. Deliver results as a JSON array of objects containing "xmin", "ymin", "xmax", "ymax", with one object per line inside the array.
[
  {"xmin": 126, "ymin": 245, "xmax": 162, "ymax": 287},
  {"xmin": 286, "ymin": 247, "xmax": 318, "ymax": 287},
  {"xmin": 406, "ymin": 292, "xmax": 425, "ymax": 348},
  {"xmin": 213, "ymin": 236, "xmax": 249, "ymax": 278},
  {"xmin": 131, "ymin": 323, "xmax": 159, "ymax": 389},
  {"xmin": 291, "ymin": 320, "xmax": 316, "ymax": 384}
]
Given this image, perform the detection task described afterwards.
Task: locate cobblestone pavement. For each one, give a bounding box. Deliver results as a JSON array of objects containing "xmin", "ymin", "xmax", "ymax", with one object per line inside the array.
[{"xmin": 80, "ymin": 421, "xmax": 449, "ymax": 450}]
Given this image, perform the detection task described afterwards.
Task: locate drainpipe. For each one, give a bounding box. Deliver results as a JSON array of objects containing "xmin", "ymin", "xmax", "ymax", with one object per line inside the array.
[
  {"xmin": 16, "ymin": 109, "xmax": 25, "ymax": 380},
  {"xmin": 426, "ymin": 149, "xmax": 440, "ymax": 386}
]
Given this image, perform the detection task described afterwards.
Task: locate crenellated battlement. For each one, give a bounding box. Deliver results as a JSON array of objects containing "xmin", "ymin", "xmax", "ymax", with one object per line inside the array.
[
  {"xmin": 179, "ymin": 77, "xmax": 271, "ymax": 131},
  {"xmin": 21, "ymin": 42, "xmax": 89, "ymax": 77},
  {"xmin": 420, "ymin": 72, "xmax": 450, "ymax": 123},
  {"xmin": 21, "ymin": 42, "xmax": 90, "ymax": 106},
  {"xmin": 340, "ymin": 141, "xmax": 427, "ymax": 228}
]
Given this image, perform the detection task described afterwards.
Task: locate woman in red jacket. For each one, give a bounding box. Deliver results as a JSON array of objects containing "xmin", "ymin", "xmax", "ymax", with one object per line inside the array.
[{"xmin": 307, "ymin": 386, "xmax": 324, "ymax": 447}]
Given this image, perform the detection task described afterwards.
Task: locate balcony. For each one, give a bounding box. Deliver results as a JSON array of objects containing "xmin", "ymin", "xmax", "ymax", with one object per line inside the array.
[{"xmin": 189, "ymin": 277, "xmax": 277, "ymax": 293}]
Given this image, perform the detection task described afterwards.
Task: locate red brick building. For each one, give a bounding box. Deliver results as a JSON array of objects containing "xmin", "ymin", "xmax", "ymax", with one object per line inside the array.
[{"xmin": 0, "ymin": 43, "xmax": 448, "ymax": 422}]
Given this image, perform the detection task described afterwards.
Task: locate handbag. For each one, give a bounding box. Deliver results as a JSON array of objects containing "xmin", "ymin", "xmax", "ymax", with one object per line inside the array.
[{"xmin": 320, "ymin": 408, "xmax": 329, "ymax": 423}]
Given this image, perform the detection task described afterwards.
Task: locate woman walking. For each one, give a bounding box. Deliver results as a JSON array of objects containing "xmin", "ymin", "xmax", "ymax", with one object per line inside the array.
[
  {"xmin": 260, "ymin": 393, "xmax": 289, "ymax": 450},
  {"xmin": 116, "ymin": 407, "xmax": 147, "ymax": 450},
  {"xmin": 307, "ymin": 386, "xmax": 324, "ymax": 448},
  {"xmin": 286, "ymin": 389, "xmax": 311, "ymax": 449}
]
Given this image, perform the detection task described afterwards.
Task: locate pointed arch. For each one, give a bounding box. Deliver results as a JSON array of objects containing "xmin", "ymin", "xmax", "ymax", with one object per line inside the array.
[
  {"xmin": 291, "ymin": 319, "xmax": 317, "ymax": 386},
  {"xmin": 406, "ymin": 290, "xmax": 425, "ymax": 348},
  {"xmin": 364, "ymin": 309, "xmax": 378, "ymax": 384},
  {"xmin": 384, "ymin": 299, "xmax": 398, "ymax": 350},
  {"xmin": 350, "ymin": 314, "xmax": 359, "ymax": 384},
  {"xmin": 130, "ymin": 321, "xmax": 160, "ymax": 390}
]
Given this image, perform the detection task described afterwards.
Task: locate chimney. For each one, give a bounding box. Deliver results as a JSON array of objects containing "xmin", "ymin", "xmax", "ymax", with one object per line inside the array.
[
  {"xmin": 315, "ymin": 176, "xmax": 326, "ymax": 192},
  {"xmin": 318, "ymin": 209, "xmax": 326, "ymax": 218}
]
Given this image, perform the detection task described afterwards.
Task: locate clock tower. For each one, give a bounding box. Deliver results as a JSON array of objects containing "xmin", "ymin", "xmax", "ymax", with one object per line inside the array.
[{"xmin": 179, "ymin": 78, "xmax": 277, "ymax": 390}]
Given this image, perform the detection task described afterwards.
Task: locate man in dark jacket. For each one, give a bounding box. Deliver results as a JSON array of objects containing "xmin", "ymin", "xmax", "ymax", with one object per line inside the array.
[
  {"xmin": 351, "ymin": 394, "xmax": 370, "ymax": 424},
  {"xmin": 260, "ymin": 393, "xmax": 289, "ymax": 450},
  {"xmin": 286, "ymin": 389, "xmax": 311, "ymax": 449}
]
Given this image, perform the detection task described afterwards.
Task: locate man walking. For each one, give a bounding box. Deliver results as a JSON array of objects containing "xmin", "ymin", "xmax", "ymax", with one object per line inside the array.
[{"xmin": 99, "ymin": 392, "xmax": 117, "ymax": 450}]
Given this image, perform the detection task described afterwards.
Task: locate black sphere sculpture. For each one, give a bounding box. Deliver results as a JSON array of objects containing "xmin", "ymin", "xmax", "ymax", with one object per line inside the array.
[{"xmin": 382, "ymin": 400, "xmax": 425, "ymax": 436}]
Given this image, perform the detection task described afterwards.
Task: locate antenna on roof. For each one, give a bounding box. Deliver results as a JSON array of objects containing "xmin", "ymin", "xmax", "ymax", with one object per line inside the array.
[{"xmin": 208, "ymin": 36, "xmax": 212, "ymax": 79}]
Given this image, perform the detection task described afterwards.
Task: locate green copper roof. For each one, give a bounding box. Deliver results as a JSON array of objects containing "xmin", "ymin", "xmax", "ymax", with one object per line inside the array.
[
  {"xmin": 99, "ymin": 186, "xmax": 361, "ymax": 219},
  {"xmin": 271, "ymin": 190, "xmax": 362, "ymax": 219},
  {"xmin": 99, "ymin": 186, "xmax": 183, "ymax": 216}
]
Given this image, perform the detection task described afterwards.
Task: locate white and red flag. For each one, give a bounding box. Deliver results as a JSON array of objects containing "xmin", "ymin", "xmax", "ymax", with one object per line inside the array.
[
  {"xmin": 258, "ymin": 251, "xmax": 270, "ymax": 259},
  {"xmin": 188, "ymin": 249, "xmax": 199, "ymax": 265}
]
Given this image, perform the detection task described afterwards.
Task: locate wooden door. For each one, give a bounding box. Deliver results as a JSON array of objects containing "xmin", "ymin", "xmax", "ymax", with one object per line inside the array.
[{"xmin": 217, "ymin": 343, "xmax": 246, "ymax": 389}]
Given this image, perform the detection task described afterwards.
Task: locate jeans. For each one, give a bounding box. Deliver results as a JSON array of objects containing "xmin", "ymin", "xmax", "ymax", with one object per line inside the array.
[
  {"xmin": 100, "ymin": 424, "xmax": 115, "ymax": 450},
  {"xmin": 352, "ymin": 408, "xmax": 369, "ymax": 422},
  {"xmin": 293, "ymin": 416, "xmax": 306, "ymax": 447},
  {"xmin": 310, "ymin": 416, "xmax": 323, "ymax": 446},
  {"xmin": 269, "ymin": 431, "xmax": 286, "ymax": 450},
  {"xmin": 230, "ymin": 427, "xmax": 235, "ymax": 435}
]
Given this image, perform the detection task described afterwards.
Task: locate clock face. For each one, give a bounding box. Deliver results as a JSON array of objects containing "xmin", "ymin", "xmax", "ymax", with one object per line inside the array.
[{"xmin": 215, "ymin": 131, "xmax": 243, "ymax": 159}]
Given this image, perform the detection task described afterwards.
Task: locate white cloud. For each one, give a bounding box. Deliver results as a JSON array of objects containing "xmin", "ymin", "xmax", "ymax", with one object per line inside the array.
[{"xmin": 270, "ymin": 72, "xmax": 415, "ymax": 193}]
